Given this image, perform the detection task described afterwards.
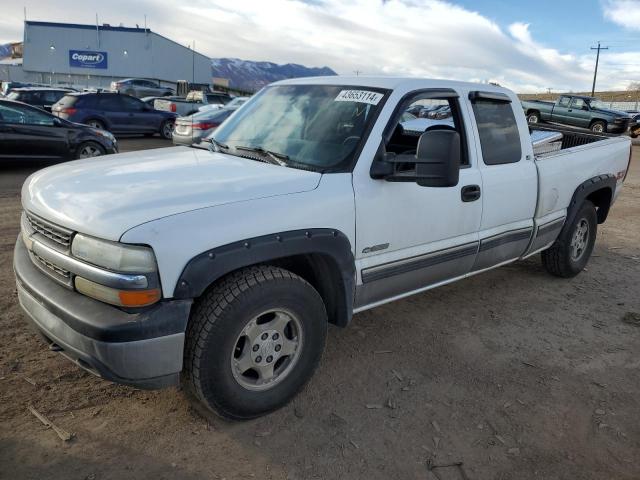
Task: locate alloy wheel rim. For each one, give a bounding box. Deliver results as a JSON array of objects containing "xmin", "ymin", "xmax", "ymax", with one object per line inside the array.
[
  {"xmin": 570, "ymin": 218, "xmax": 590, "ymax": 261},
  {"xmin": 79, "ymin": 145, "xmax": 101, "ymax": 158},
  {"xmin": 230, "ymin": 309, "xmax": 303, "ymax": 391},
  {"xmin": 163, "ymin": 123, "xmax": 173, "ymax": 138},
  {"xmin": 528, "ymin": 115, "xmax": 538, "ymax": 124},
  {"xmin": 593, "ymin": 124, "xmax": 604, "ymax": 133}
]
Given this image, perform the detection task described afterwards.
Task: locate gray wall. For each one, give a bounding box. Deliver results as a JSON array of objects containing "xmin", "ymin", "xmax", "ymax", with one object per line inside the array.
[{"xmin": 22, "ymin": 22, "xmax": 211, "ymax": 84}]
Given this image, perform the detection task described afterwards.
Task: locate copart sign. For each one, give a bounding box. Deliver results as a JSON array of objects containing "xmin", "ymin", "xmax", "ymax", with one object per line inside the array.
[{"xmin": 69, "ymin": 50, "xmax": 108, "ymax": 69}]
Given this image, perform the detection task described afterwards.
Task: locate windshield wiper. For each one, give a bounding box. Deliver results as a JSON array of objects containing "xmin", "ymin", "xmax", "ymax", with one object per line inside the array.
[
  {"xmin": 207, "ymin": 137, "xmax": 229, "ymax": 153},
  {"xmin": 235, "ymin": 145, "xmax": 289, "ymax": 166}
]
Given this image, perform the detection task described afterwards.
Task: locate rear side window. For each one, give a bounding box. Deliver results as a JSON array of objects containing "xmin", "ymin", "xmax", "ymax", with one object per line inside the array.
[
  {"xmin": 471, "ymin": 99, "xmax": 522, "ymax": 165},
  {"xmin": 558, "ymin": 96, "xmax": 570, "ymax": 107}
]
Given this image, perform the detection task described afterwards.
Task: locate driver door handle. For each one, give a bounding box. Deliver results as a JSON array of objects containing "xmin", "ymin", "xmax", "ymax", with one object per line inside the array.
[{"xmin": 461, "ymin": 184, "xmax": 481, "ymax": 202}]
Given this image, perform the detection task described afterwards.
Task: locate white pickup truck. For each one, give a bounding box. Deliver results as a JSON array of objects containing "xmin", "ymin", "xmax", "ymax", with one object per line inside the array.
[{"xmin": 14, "ymin": 77, "xmax": 632, "ymax": 420}]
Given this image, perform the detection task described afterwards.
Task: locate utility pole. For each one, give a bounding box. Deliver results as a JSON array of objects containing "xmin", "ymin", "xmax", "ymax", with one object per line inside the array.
[{"xmin": 590, "ymin": 41, "xmax": 609, "ymax": 96}]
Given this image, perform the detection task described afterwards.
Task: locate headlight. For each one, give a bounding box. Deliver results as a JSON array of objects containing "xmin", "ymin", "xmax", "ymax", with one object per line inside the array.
[
  {"xmin": 71, "ymin": 234, "xmax": 157, "ymax": 273},
  {"xmin": 93, "ymin": 129, "xmax": 116, "ymax": 143}
]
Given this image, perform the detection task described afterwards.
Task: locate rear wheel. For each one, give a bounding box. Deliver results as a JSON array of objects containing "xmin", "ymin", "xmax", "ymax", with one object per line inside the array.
[
  {"xmin": 86, "ymin": 119, "xmax": 106, "ymax": 130},
  {"xmin": 183, "ymin": 266, "xmax": 328, "ymax": 420},
  {"xmin": 160, "ymin": 120, "xmax": 174, "ymax": 139},
  {"xmin": 590, "ymin": 121, "xmax": 606, "ymax": 133},
  {"xmin": 541, "ymin": 200, "xmax": 597, "ymax": 278},
  {"xmin": 76, "ymin": 141, "xmax": 106, "ymax": 159},
  {"xmin": 527, "ymin": 111, "xmax": 541, "ymax": 124}
]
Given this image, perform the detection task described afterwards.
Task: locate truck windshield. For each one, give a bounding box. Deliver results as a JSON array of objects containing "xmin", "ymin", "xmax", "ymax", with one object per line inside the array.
[
  {"xmin": 589, "ymin": 99, "xmax": 608, "ymax": 110},
  {"xmin": 211, "ymin": 85, "xmax": 388, "ymax": 171}
]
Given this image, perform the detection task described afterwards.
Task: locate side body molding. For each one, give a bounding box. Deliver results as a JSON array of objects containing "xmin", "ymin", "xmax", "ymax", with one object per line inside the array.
[{"xmin": 173, "ymin": 229, "xmax": 356, "ymax": 326}]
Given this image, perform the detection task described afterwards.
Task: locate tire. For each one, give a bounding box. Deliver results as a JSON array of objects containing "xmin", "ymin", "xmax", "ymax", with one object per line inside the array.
[
  {"xmin": 541, "ymin": 200, "xmax": 597, "ymax": 278},
  {"xmin": 160, "ymin": 120, "xmax": 174, "ymax": 139},
  {"xmin": 86, "ymin": 119, "xmax": 106, "ymax": 130},
  {"xmin": 590, "ymin": 121, "xmax": 606, "ymax": 133},
  {"xmin": 527, "ymin": 111, "xmax": 541, "ymax": 124},
  {"xmin": 183, "ymin": 265, "xmax": 328, "ymax": 420},
  {"xmin": 76, "ymin": 141, "xmax": 106, "ymax": 159}
]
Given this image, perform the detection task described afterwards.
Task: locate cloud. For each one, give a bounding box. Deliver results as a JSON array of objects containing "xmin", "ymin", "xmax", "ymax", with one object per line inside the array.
[
  {"xmin": 1, "ymin": 0, "xmax": 638, "ymax": 92},
  {"xmin": 602, "ymin": 0, "xmax": 640, "ymax": 30}
]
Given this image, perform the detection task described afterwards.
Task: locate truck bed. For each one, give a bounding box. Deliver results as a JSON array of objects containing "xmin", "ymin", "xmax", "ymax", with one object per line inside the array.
[{"xmin": 531, "ymin": 125, "xmax": 631, "ymax": 222}]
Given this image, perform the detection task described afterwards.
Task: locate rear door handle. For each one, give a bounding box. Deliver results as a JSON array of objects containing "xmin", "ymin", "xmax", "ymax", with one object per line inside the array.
[{"xmin": 461, "ymin": 184, "xmax": 481, "ymax": 202}]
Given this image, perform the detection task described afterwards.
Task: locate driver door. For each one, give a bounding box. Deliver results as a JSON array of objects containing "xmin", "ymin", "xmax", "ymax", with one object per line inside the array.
[
  {"xmin": 0, "ymin": 102, "xmax": 69, "ymax": 160},
  {"xmin": 352, "ymin": 89, "xmax": 482, "ymax": 309}
]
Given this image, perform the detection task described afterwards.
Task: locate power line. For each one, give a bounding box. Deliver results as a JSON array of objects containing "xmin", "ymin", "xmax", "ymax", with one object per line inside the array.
[{"xmin": 590, "ymin": 41, "xmax": 609, "ymax": 96}]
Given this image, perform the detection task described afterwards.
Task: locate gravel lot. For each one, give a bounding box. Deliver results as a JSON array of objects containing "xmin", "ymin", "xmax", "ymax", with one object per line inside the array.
[{"xmin": 1, "ymin": 140, "xmax": 639, "ymax": 480}]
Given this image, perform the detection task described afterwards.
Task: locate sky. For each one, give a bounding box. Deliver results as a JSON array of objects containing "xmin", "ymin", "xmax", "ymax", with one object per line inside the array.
[{"xmin": 1, "ymin": 0, "xmax": 639, "ymax": 93}]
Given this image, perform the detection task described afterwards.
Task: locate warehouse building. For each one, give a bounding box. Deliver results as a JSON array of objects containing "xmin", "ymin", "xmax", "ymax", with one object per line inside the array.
[{"xmin": 1, "ymin": 20, "xmax": 211, "ymax": 89}]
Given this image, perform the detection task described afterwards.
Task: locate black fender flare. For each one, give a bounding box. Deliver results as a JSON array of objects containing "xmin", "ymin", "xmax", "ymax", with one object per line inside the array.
[
  {"xmin": 173, "ymin": 228, "xmax": 356, "ymax": 325},
  {"xmin": 564, "ymin": 174, "xmax": 616, "ymax": 232}
]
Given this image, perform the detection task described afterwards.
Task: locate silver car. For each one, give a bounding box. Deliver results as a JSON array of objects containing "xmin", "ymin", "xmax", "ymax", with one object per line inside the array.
[
  {"xmin": 110, "ymin": 78, "xmax": 173, "ymax": 99},
  {"xmin": 172, "ymin": 108, "xmax": 236, "ymax": 146}
]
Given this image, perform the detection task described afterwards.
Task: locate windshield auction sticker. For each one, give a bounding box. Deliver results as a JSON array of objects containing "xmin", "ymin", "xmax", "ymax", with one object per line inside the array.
[{"xmin": 334, "ymin": 90, "xmax": 383, "ymax": 105}]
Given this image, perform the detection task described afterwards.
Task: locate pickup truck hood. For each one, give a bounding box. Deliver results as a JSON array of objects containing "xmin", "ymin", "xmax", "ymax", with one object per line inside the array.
[
  {"xmin": 22, "ymin": 147, "xmax": 321, "ymax": 241},
  {"xmin": 591, "ymin": 107, "xmax": 630, "ymax": 118}
]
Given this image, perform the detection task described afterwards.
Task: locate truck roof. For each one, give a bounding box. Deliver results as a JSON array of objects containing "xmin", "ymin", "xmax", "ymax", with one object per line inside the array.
[
  {"xmin": 273, "ymin": 76, "xmax": 512, "ymax": 94},
  {"xmin": 559, "ymin": 94, "xmax": 596, "ymax": 101}
]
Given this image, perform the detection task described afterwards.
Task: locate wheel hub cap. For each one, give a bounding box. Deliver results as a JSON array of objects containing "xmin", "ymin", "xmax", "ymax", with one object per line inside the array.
[
  {"xmin": 570, "ymin": 219, "xmax": 589, "ymax": 261},
  {"xmin": 231, "ymin": 310, "xmax": 302, "ymax": 391}
]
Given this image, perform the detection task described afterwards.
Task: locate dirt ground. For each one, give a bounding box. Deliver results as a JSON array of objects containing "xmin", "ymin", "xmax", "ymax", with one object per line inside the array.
[{"xmin": 1, "ymin": 140, "xmax": 639, "ymax": 480}]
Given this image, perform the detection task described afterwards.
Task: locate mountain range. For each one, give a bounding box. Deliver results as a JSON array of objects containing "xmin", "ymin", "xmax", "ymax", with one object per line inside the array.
[
  {"xmin": 211, "ymin": 58, "xmax": 337, "ymax": 92},
  {"xmin": 0, "ymin": 43, "xmax": 12, "ymax": 60}
]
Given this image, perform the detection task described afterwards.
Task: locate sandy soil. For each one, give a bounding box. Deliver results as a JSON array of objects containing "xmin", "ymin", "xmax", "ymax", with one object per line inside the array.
[{"xmin": 1, "ymin": 141, "xmax": 639, "ymax": 480}]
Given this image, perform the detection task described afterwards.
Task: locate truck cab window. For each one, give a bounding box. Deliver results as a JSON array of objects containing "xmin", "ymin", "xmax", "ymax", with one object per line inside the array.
[
  {"xmin": 571, "ymin": 98, "xmax": 586, "ymax": 110},
  {"xmin": 385, "ymin": 96, "xmax": 468, "ymax": 166},
  {"xmin": 471, "ymin": 99, "xmax": 521, "ymax": 165},
  {"xmin": 558, "ymin": 96, "xmax": 570, "ymax": 107}
]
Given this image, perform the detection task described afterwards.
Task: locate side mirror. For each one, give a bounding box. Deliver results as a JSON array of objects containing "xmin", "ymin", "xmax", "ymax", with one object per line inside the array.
[{"xmin": 370, "ymin": 130, "xmax": 461, "ymax": 187}]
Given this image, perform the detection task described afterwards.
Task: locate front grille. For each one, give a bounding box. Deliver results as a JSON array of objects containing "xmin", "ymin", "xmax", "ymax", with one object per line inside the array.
[
  {"xmin": 32, "ymin": 252, "xmax": 71, "ymax": 279},
  {"xmin": 26, "ymin": 212, "xmax": 73, "ymax": 249}
]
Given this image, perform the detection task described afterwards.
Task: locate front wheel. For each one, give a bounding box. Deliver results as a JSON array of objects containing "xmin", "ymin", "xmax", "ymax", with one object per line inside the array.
[
  {"xmin": 160, "ymin": 120, "xmax": 174, "ymax": 139},
  {"xmin": 183, "ymin": 266, "xmax": 328, "ymax": 420},
  {"xmin": 541, "ymin": 200, "xmax": 597, "ymax": 278},
  {"xmin": 76, "ymin": 141, "xmax": 106, "ymax": 159},
  {"xmin": 590, "ymin": 121, "xmax": 606, "ymax": 133}
]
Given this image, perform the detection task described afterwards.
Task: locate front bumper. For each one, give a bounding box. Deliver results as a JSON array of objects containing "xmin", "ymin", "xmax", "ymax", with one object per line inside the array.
[
  {"xmin": 608, "ymin": 121, "xmax": 630, "ymax": 134},
  {"xmin": 14, "ymin": 236, "xmax": 192, "ymax": 389}
]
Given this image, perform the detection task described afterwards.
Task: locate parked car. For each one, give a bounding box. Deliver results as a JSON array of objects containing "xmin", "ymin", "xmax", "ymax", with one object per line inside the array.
[
  {"xmin": 110, "ymin": 78, "xmax": 173, "ymax": 99},
  {"xmin": 13, "ymin": 78, "xmax": 632, "ymax": 420},
  {"xmin": 521, "ymin": 95, "xmax": 631, "ymax": 133},
  {"xmin": 7, "ymin": 87, "xmax": 74, "ymax": 112},
  {"xmin": 172, "ymin": 107, "xmax": 237, "ymax": 146},
  {"xmin": 2, "ymin": 81, "xmax": 37, "ymax": 96},
  {"xmin": 154, "ymin": 91, "xmax": 231, "ymax": 116},
  {"xmin": 0, "ymin": 99, "xmax": 117, "ymax": 161},
  {"xmin": 629, "ymin": 113, "xmax": 640, "ymax": 138},
  {"xmin": 51, "ymin": 92, "xmax": 176, "ymax": 139},
  {"xmin": 197, "ymin": 96, "xmax": 250, "ymax": 113}
]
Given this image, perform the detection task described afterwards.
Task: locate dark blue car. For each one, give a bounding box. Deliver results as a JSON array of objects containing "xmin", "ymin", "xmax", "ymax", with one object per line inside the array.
[{"xmin": 52, "ymin": 92, "xmax": 176, "ymax": 139}]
